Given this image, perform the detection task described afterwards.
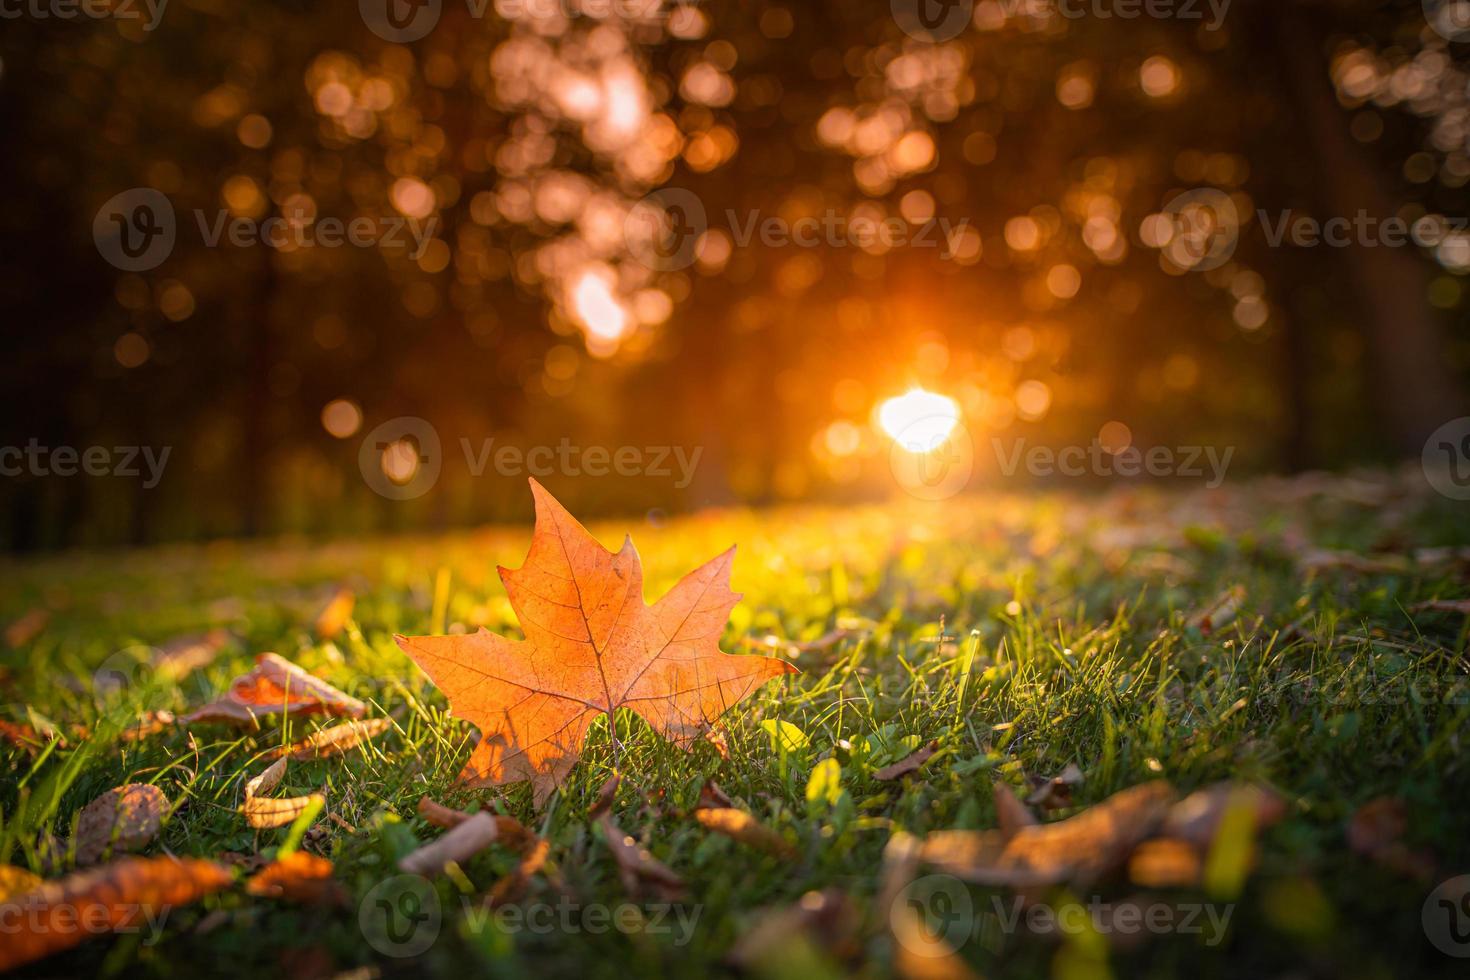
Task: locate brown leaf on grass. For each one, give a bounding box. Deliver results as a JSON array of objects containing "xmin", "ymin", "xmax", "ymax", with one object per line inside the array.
[
  {"xmin": 1162, "ymin": 782, "xmax": 1286, "ymax": 849},
  {"xmin": 242, "ymin": 759, "xmax": 325, "ymax": 830},
  {"xmin": 398, "ymin": 812, "xmax": 503, "ymax": 876},
  {"xmin": 1297, "ymin": 549, "xmax": 1408, "ymax": 576},
  {"xmin": 183, "ymin": 653, "xmax": 366, "ymax": 728},
  {"xmin": 0, "ymin": 856, "xmax": 232, "ymax": 972},
  {"xmin": 4, "ymin": 608, "xmax": 50, "ymax": 648},
  {"xmin": 0, "ymin": 865, "xmax": 43, "ymax": 901},
  {"xmin": 245, "ymin": 852, "xmax": 343, "ymax": 904},
  {"xmin": 1187, "ymin": 586, "xmax": 1245, "ymax": 634},
  {"xmin": 314, "ymin": 588, "xmax": 355, "ymax": 639},
  {"xmin": 75, "ymin": 784, "xmax": 168, "ymax": 865},
  {"xmin": 413, "ymin": 797, "xmax": 532, "ymax": 844},
  {"xmin": 875, "ymin": 741, "xmax": 939, "ymax": 781},
  {"xmin": 1347, "ymin": 797, "xmax": 1435, "ymax": 880},
  {"xmin": 154, "ymin": 630, "xmax": 229, "ymax": 682},
  {"xmin": 992, "ymin": 781, "xmax": 1038, "ymax": 839},
  {"xmin": 118, "ymin": 710, "xmax": 177, "ymax": 744},
  {"xmin": 589, "ymin": 773, "xmax": 621, "ymax": 818},
  {"xmin": 693, "ymin": 807, "xmax": 796, "ymax": 857},
  {"xmin": 395, "ymin": 480, "xmax": 796, "ymax": 806},
  {"xmin": 264, "ymin": 718, "xmax": 392, "ymax": 761},
  {"xmin": 484, "ymin": 837, "xmax": 551, "ymax": 908},
  {"xmin": 1410, "ymin": 598, "xmax": 1470, "ymax": 615},
  {"xmin": 695, "ymin": 779, "xmax": 734, "ymax": 810},
  {"xmin": 920, "ymin": 781, "xmax": 1176, "ymax": 888},
  {"xmin": 726, "ymin": 890, "xmax": 860, "ymax": 973},
  {"xmin": 1025, "ymin": 763, "xmax": 1084, "ymax": 810},
  {"xmin": 597, "ymin": 812, "xmax": 684, "ymax": 900},
  {"xmin": 0, "ymin": 720, "xmax": 52, "ymax": 756},
  {"xmin": 1128, "ymin": 838, "xmax": 1203, "ymax": 888}
]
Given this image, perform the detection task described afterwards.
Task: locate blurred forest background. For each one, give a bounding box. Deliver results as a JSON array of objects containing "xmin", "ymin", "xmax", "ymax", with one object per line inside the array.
[{"xmin": 1, "ymin": 0, "xmax": 1468, "ymax": 550}]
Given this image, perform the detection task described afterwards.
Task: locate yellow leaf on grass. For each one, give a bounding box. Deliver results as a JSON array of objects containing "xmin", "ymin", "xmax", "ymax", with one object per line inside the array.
[{"xmin": 242, "ymin": 758, "xmax": 324, "ymax": 829}]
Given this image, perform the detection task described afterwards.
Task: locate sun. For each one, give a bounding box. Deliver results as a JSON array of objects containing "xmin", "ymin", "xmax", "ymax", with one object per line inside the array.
[{"xmin": 878, "ymin": 388, "xmax": 961, "ymax": 453}]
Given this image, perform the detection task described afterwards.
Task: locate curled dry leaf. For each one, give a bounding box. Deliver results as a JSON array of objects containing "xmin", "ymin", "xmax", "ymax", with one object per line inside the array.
[
  {"xmin": 75, "ymin": 784, "xmax": 168, "ymax": 865},
  {"xmin": 1410, "ymin": 598, "xmax": 1470, "ymax": 615},
  {"xmin": 245, "ymin": 852, "xmax": 343, "ymax": 904},
  {"xmin": 920, "ymin": 781, "xmax": 1176, "ymax": 888},
  {"xmin": 992, "ymin": 781, "xmax": 1038, "ymax": 840},
  {"xmin": 242, "ymin": 759, "xmax": 325, "ymax": 830},
  {"xmin": 4, "ymin": 607, "xmax": 50, "ymax": 648},
  {"xmin": 1128, "ymin": 838, "xmax": 1203, "ymax": 888},
  {"xmin": 0, "ymin": 856, "xmax": 232, "ymax": 972},
  {"xmin": 264, "ymin": 718, "xmax": 392, "ymax": 761},
  {"xmin": 693, "ymin": 807, "xmax": 795, "ymax": 858},
  {"xmin": 1347, "ymin": 796, "xmax": 1435, "ymax": 880},
  {"xmin": 0, "ymin": 865, "xmax": 43, "ymax": 901},
  {"xmin": 726, "ymin": 889, "xmax": 860, "ymax": 973},
  {"xmin": 1025, "ymin": 762, "xmax": 1084, "ymax": 810},
  {"xmin": 314, "ymin": 588, "xmax": 355, "ymax": 639},
  {"xmin": 485, "ymin": 837, "xmax": 551, "ymax": 907},
  {"xmin": 1162, "ymin": 782, "xmax": 1286, "ymax": 849},
  {"xmin": 1187, "ymin": 586, "xmax": 1245, "ymax": 634},
  {"xmin": 598, "ymin": 812, "xmax": 683, "ymax": 900},
  {"xmin": 695, "ymin": 779, "xmax": 734, "ymax": 810},
  {"xmin": 398, "ymin": 812, "xmax": 502, "ymax": 877},
  {"xmin": 874, "ymin": 741, "xmax": 939, "ymax": 782},
  {"xmin": 414, "ymin": 797, "xmax": 533, "ymax": 845},
  {"xmin": 395, "ymin": 480, "xmax": 795, "ymax": 806},
  {"xmin": 184, "ymin": 653, "xmax": 365, "ymax": 728}
]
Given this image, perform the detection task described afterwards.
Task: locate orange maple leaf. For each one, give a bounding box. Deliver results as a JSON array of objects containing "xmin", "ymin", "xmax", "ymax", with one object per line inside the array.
[{"xmin": 396, "ymin": 479, "xmax": 796, "ymax": 804}]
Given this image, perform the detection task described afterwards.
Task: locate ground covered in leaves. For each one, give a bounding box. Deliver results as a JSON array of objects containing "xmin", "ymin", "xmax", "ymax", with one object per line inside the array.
[{"xmin": 2, "ymin": 469, "xmax": 1469, "ymax": 979}]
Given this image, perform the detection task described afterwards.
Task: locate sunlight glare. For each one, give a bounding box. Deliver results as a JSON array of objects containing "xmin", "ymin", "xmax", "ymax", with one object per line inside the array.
[{"xmin": 878, "ymin": 388, "xmax": 960, "ymax": 452}]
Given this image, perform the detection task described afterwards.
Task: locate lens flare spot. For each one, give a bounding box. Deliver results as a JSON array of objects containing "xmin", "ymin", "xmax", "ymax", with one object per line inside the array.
[{"xmin": 878, "ymin": 388, "xmax": 960, "ymax": 452}]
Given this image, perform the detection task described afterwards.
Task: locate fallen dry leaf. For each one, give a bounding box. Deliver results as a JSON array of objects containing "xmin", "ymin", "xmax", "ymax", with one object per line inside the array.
[
  {"xmin": 1025, "ymin": 763, "xmax": 1085, "ymax": 810},
  {"xmin": 0, "ymin": 856, "xmax": 232, "ymax": 972},
  {"xmin": 154, "ymin": 630, "xmax": 229, "ymax": 682},
  {"xmin": 727, "ymin": 890, "xmax": 860, "ymax": 973},
  {"xmin": 695, "ymin": 779, "xmax": 735, "ymax": 810},
  {"xmin": 75, "ymin": 784, "xmax": 168, "ymax": 865},
  {"xmin": 413, "ymin": 797, "xmax": 532, "ymax": 844},
  {"xmin": 693, "ymin": 807, "xmax": 795, "ymax": 857},
  {"xmin": 314, "ymin": 588, "xmax": 355, "ymax": 639},
  {"xmin": 1188, "ymin": 586, "xmax": 1245, "ymax": 634},
  {"xmin": 4, "ymin": 608, "xmax": 50, "ymax": 648},
  {"xmin": 184, "ymin": 653, "xmax": 365, "ymax": 728},
  {"xmin": 396, "ymin": 479, "xmax": 795, "ymax": 805},
  {"xmin": 993, "ymin": 781, "xmax": 1038, "ymax": 839},
  {"xmin": 875, "ymin": 741, "xmax": 939, "ymax": 781},
  {"xmin": 1162, "ymin": 782, "xmax": 1286, "ymax": 849},
  {"xmin": 242, "ymin": 759, "xmax": 325, "ymax": 830},
  {"xmin": 1128, "ymin": 838, "xmax": 1202, "ymax": 888},
  {"xmin": 920, "ymin": 781, "xmax": 1176, "ymax": 888},
  {"xmin": 118, "ymin": 710, "xmax": 177, "ymax": 744},
  {"xmin": 1347, "ymin": 796, "xmax": 1435, "ymax": 880},
  {"xmin": 1410, "ymin": 598, "xmax": 1470, "ymax": 615},
  {"xmin": 598, "ymin": 812, "xmax": 684, "ymax": 899},
  {"xmin": 484, "ymin": 837, "xmax": 551, "ymax": 907},
  {"xmin": 245, "ymin": 852, "xmax": 343, "ymax": 904},
  {"xmin": 0, "ymin": 865, "xmax": 43, "ymax": 901},
  {"xmin": 398, "ymin": 812, "xmax": 503, "ymax": 876},
  {"xmin": 264, "ymin": 718, "xmax": 393, "ymax": 761}
]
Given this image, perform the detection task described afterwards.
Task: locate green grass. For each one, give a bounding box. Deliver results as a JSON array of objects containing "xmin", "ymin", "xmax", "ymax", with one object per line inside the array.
[{"xmin": 3, "ymin": 471, "xmax": 1470, "ymax": 979}]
